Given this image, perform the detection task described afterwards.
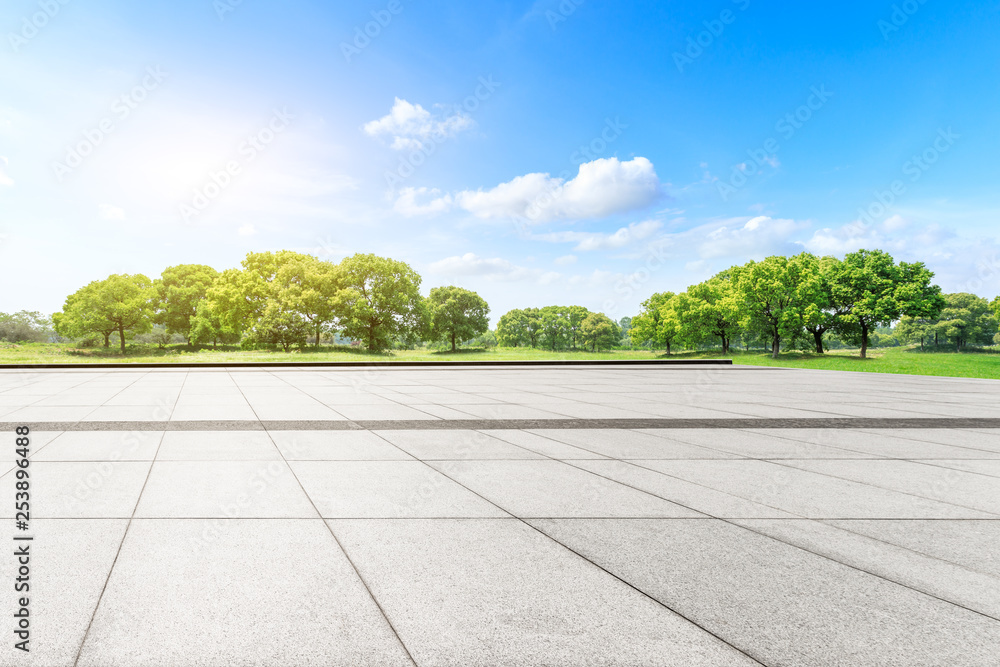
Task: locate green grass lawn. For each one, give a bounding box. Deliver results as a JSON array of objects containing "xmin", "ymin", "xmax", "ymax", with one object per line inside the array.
[{"xmin": 1, "ymin": 342, "xmax": 999, "ymax": 380}]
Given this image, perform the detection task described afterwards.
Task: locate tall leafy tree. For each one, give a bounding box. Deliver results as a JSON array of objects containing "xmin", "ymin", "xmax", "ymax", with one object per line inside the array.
[
  {"xmin": 800, "ymin": 256, "xmax": 848, "ymax": 354},
  {"xmin": 564, "ymin": 305, "xmax": 590, "ymax": 349},
  {"xmin": 334, "ymin": 253, "xmax": 424, "ymax": 351},
  {"xmin": 579, "ymin": 312, "xmax": 620, "ymax": 351},
  {"xmin": 55, "ymin": 274, "xmax": 156, "ymax": 353},
  {"xmin": 894, "ymin": 315, "xmax": 937, "ymax": 350},
  {"xmin": 0, "ymin": 311, "xmax": 52, "ymax": 343},
  {"xmin": 677, "ymin": 273, "xmax": 741, "ymax": 353},
  {"xmin": 155, "ymin": 264, "xmax": 219, "ymax": 345},
  {"xmin": 629, "ymin": 292, "xmax": 680, "ymax": 354},
  {"xmin": 426, "ymin": 286, "xmax": 490, "ymax": 351},
  {"xmin": 282, "ymin": 256, "xmax": 342, "ymax": 346},
  {"xmin": 830, "ymin": 249, "xmax": 944, "ymax": 358},
  {"xmin": 497, "ymin": 309, "xmax": 529, "ymax": 347},
  {"xmin": 735, "ymin": 254, "xmax": 822, "ymax": 359},
  {"xmin": 933, "ymin": 293, "xmax": 998, "ymax": 351},
  {"xmin": 190, "ymin": 301, "xmax": 241, "ymax": 347},
  {"xmin": 539, "ymin": 306, "xmax": 571, "ymax": 351}
]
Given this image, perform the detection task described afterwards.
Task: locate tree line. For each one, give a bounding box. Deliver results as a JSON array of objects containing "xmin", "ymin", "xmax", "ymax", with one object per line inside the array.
[
  {"xmin": 52, "ymin": 252, "xmax": 491, "ymax": 353},
  {"xmin": 623, "ymin": 248, "xmax": 998, "ymax": 358}
]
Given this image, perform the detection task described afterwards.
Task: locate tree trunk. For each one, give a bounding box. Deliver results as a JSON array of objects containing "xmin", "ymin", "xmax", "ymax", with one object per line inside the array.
[
  {"xmin": 665, "ymin": 342, "xmax": 671, "ymax": 356},
  {"xmin": 103, "ymin": 333, "xmax": 110, "ymax": 348},
  {"xmin": 771, "ymin": 331, "xmax": 780, "ymax": 359},
  {"xmin": 119, "ymin": 326, "xmax": 126, "ymax": 354},
  {"xmin": 315, "ymin": 323, "xmax": 322, "ymax": 347},
  {"xmin": 860, "ymin": 323, "xmax": 869, "ymax": 359},
  {"xmin": 451, "ymin": 331, "xmax": 456, "ymax": 352},
  {"xmin": 813, "ymin": 330, "xmax": 825, "ymax": 354}
]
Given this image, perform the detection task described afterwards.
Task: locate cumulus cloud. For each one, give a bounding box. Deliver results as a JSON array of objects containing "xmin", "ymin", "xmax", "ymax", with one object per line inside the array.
[
  {"xmin": 98, "ymin": 203, "xmax": 125, "ymax": 221},
  {"xmin": 429, "ymin": 252, "xmax": 560, "ymax": 283},
  {"xmin": 532, "ymin": 220, "xmax": 662, "ymax": 251},
  {"xmin": 554, "ymin": 254, "xmax": 577, "ymax": 266},
  {"xmin": 403, "ymin": 157, "xmax": 662, "ymax": 223},
  {"xmin": 699, "ymin": 215, "xmax": 808, "ymax": 258},
  {"xmin": 393, "ymin": 187, "xmax": 453, "ymax": 217},
  {"xmin": 363, "ymin": 98, "xmax": 473, "ymax": 150},
  {"xmin": 0, "ymin": 156, "xmax": 13, "ymax": 187}
]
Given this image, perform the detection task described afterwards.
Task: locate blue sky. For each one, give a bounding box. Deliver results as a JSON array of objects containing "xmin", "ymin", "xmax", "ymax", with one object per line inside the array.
[{"xmin": 2, "ymin": 0, "xmax": 999, "ymax": 322}]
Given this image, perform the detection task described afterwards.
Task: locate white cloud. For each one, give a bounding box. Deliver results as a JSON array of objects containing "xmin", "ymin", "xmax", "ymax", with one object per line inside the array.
[
  {"xmin": 532, "ymin": 220, "xmax": 663, "ymax": 251},
  {"xmin": 447, "ymin": 157, "xmax": 661, "ymax": 223},
  {"xmin": 238, "ymin": 224, "xmax": 257, "ymax": 236},
  {"xmin": 405, "ymin": 158, "xmax": 662, "ymax": 223},
  {"xmin": 393, "ymin": 187, "xmax": 453, "ymax": 217},
  {"xmin": 363, "ymin": 98, "xmax": 474, "ymax": 150},
  {"xmin": 429, "ymin": 253, "xmax": 559, "ymax": 283},
  {"xmin": 0, "ymin": 156, "xmax": 13, "ymax": 187},
  {"xmin": 700, "ymin": 215, "xmax": 807, "ymax": 258},
  {"xmin": 554, "ymin": 254, "xmax": 577, "ymax": 266},
  {"xmin": 98, "ymin": 203, "xmax": 125, "ymax": 221}
]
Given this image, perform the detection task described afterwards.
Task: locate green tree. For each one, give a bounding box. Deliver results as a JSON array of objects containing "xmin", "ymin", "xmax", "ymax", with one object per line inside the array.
[
  {"xmin": 426, "ymin": 286, "xmax": 490, "ymax": 351},
  {"xmin": 800, "ymin": 256, "xmax": 849, "ymax": 354},
  {"xmin": 629, "ymin": 292, "xmax": 680, "ymax": 354},
  {"xmin": 282, "ymin": 256, "xmax": 343, "ymax": 346},
  {"xmin": 735, "ymin": 254, "xmax": 822, "ymax": 359},
  {"xmin": 539, "ymin": 306, "xmax": 571, "ymax": 351},
  {"xmin": 933, "ymin": 293, "xmax": 999, "ymax": 351},
  {"xmin": 334, "ymin": 253, "xmax": 424, "ymax": 351},
  {"xmin": 677, "ymin": 273, "xmax": 741, "ymax": 353},
  {"xmin": 579, "ymin": 312, "xmax": 620, "ymax": 351},
  {"xmin": 497, "ymin": 309, "xmax": 528, "ymax": 347},
  {"xmin": 564, "ymin": 305, "xmax": 590, "ymax": 349},
  {"xmin": 894, "ymin": 315, "xmax": 937, "ymax": 350},
  {"xmin": 829, "ymin": 249, "xmax": 944, "ymax": 358},
  {"xmin": 190, "ymin": 301, "xmax": 241, "ymax": 347},
  {"xmin": 54, "ymin": 274, "xmax": 156, "ymax": 353},
  {"xmin": 0, "ymin": 311, "xmax": 52, "ymax": 343},
  {"xmin": 156, "ymin": 264, "xmax": 219, "ymax": 345}
]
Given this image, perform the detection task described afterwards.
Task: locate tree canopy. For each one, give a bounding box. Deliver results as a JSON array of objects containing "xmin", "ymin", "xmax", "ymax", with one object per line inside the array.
[{"xmin": 426, "ymin": 286, "xmax": 490, "ymax": 351}]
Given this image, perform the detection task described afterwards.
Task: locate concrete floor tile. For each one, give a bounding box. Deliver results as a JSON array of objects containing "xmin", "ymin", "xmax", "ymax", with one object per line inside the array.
[
  {"xmin": 531, "ymin": 518, "xmax": 1000, "ymax": 667},
  {"xmin": 134, "ymin": 461, "xmax": 317, "ymax": 518},
  {"xmin": 428, "ymin": 459, "xmax": 701, "ymax": 518},
  {"xmin": 376, "ymin": 430, "xmax": 546, "ymax": 460},
  {"xmin": 329, "ymin": 518, "xmax": 759, "ymax": 667},
  {"xmin": 156, "ymin": 430, "xmax": 281, "ymax": 461},
  {"xmin": 291, "ymin": 461, "xmax": 507, "ymax": 518},
  {"xmin": 529, "ymin": 429, "xmax": 738, "ymax": 459},
  {"xmin": 76, "ymin": 519, "xmax": 413, "ymax": 667},
  {"xmin": 0, "ymin": 519, "xmax": 129, "ymax": 667},
  {"xmin": 823, "ymin": 519, "xmax": 1000, "ymax": 577},
  {"xmin": 647, "ymin": 429, "xmax": 877, "ymax": 459},
  {"xmin": 635, "ymin": 459, "xmax": 993, "ymax": 518},
  {"xmin": 32, "ymin": 431, "xmax": 162, "ymax": 461},
  {"xmin": 270, "ymin": 430, "xmax": 414, "ymax": 460},
  {"xmin": 0, "ymin": 461, "xmax": 151, "ymax": 518},
  {"xmin": 747, "ymin": 428, "xmax": 1000, "ymax": 459},
  {"xmin": 479, "ymin": 429, "xmax": 610, "ymax": 459}
]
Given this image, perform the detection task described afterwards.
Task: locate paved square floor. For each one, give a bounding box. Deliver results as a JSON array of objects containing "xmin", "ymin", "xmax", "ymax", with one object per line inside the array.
[{"xmin": 1, "ymin": 364, "xmax": 999, "ymax": 666}]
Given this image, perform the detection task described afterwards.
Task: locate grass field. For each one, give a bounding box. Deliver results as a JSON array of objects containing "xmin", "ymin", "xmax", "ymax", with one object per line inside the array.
[{"xmin": 1, "ymin": 342, "xmax": 999, "ymax": 380}]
